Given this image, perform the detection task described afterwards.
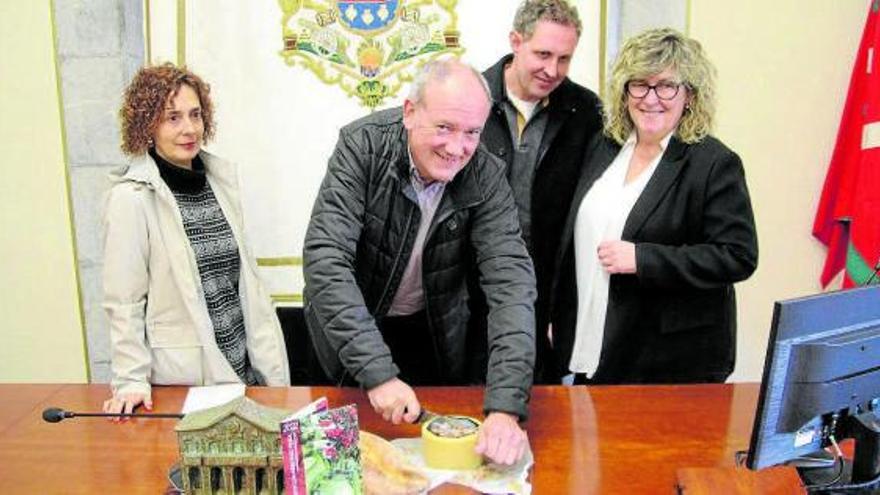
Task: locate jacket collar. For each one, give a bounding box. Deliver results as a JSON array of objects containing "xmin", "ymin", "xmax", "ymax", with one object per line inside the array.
[
  {"xmin": 423, "ymin": 153, "xmax": 485, "ymax": 243},
  {"xmin": 113, "ymin": 152, "xmax": 162, "ymax": 188},
  {"xmin": 484, "ymin": 54, "xmax": 581, "ymax": 113},
  {"xmin": 115, "ymin": 149, "xmax": 228, "ymax": 189},
  {"xmin": 622, "ymin": 135, "xmax": 689, "ymax": 238},
  {"xmin": 484, "ymin": 54, "xmax": 581, "ymax": 160},
  {"xmin": 484, "ymin": 54, "xmax": 514, "ymax": 105},
  {"xmin": 562, "ymin": 133, "xmax": 691, "ymax": 244},
  {"xmin": 393, "ymin": 122, "xmax": 413, "ymax": 183},
  {"xmin": 443, "ymin": 151, "xmax": 486, "ymax": 208}
]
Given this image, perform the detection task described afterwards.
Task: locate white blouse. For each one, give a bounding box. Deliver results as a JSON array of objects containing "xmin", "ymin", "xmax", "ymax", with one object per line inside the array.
[{"xmin": 569, "ymin": 132, "xmax": 671, "ymax": 375}]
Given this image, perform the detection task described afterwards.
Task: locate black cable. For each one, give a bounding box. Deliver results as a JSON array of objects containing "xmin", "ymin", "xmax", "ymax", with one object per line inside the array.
[
  {"xmin": 804, "ymin": 433, "xmax": 846, "ymax": 492},
  {"xmin": 804, "ymin": 455, "xmax": 846, "ymax": 492},
  {"xmin": 813, "ymin": 470, "xmax": 880, "ymax": 493},
  {"xmin": 733, "ymin": 447, "xmax": 845, "ymax": 492}
]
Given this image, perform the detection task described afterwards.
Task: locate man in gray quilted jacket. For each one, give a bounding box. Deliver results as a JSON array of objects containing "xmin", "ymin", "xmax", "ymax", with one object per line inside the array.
[{"xmin": 303, "ymin": 59, "xmax": 536, "ymax": 465}]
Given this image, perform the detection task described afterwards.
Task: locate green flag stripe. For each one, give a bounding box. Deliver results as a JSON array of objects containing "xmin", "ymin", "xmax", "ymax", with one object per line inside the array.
[{"xmin": 846, "ymin": 242, "xmax": 877, "ymax": 284}]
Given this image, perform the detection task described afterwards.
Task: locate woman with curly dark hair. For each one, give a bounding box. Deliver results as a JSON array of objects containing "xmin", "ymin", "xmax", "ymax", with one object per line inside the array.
[{"xmin": 102, "ymin": 63, "xmax": 289, "ymax": 417}]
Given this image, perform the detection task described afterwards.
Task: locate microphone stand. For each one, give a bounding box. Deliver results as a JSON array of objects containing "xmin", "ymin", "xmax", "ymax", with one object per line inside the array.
[{"xmin": 42, "ymin": 407, "xmax": 184, "ymax": 423}]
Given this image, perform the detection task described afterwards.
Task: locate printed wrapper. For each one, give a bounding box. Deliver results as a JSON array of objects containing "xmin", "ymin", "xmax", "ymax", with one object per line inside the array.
[
  {"xmin": 281, "ymin": 399, "xmax": 362, "ymax": 495},
  {"xmin": 281, "ymin": 397, "xmax": 328, "ymax": 495}
]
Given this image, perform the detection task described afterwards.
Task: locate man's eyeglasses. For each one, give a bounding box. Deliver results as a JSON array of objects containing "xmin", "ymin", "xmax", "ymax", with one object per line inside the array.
[{"xmin": 626, "ymin": 80, "xmax": 685, "ymax": 100}]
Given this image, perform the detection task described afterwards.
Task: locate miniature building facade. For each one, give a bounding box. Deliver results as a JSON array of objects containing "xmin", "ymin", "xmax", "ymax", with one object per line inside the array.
[{"xmin": 175, "ymin": 397, "xmax": 292, "ymax": 495}]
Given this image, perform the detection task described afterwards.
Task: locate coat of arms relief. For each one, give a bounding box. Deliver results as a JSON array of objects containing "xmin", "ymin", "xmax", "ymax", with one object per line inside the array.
[{"xmin": 278, "ymin": 0, "xmax": 464, "ymax": 109}]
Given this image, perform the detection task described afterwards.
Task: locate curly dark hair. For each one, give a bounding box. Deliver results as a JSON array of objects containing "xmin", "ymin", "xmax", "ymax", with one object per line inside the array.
[{"xmin": 119, "ymin": 63, "xmax": 215, "ymax": 156}]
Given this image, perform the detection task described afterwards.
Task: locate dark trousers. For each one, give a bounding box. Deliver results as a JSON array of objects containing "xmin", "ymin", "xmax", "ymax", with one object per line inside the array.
[
  {"xmin": 573, "ymin": 373, "xmax": 594, "ymax": 385},
  {"xmin": 377, "ymin": 311, "xmax": 443, "ymax": 386}
]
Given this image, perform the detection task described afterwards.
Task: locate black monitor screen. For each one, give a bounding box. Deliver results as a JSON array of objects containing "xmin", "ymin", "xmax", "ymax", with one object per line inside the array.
[{"xmin": 746, "ymin": 285, "xmax": 880, "ymax": 486}]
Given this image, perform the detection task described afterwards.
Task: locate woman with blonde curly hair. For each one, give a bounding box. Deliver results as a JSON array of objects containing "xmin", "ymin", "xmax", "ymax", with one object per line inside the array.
[
  {"xmin": 102, "ymin": 63, "xmax": 289, "ymax": 417},
  {"xmin": 548, "ymin": 28, "xmax": 758, "ymax": 384}
]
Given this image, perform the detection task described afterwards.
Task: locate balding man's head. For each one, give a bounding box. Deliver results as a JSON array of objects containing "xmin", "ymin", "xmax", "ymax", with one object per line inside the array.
[
  {"xmin": 407, "ymin": 58, "xmax": 491, "ymax": 107},
  {"xmin": 402, "ymin": 59, "xmax": 492, "ymax": 183}
]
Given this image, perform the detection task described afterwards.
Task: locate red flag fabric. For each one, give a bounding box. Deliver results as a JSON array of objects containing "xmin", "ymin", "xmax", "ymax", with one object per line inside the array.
[{"xmin": 813, "ymin": 0, "xmax": 880, "ymax": 288}]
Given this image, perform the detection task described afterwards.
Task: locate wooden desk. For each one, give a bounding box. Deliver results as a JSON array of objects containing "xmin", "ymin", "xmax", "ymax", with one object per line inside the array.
[{"xmin": 0, "ymin": 383, "xmax": 762, "ymax": 494}]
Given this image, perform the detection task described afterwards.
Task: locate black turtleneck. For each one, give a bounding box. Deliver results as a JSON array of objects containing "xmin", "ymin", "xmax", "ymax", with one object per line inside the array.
[
  {"xmin": 149, "ymin": 148, "xmax": 206, "ymax": 194},
  {"xmin": 147, "ymin": 147, "xmax": 261, "ymax": 385}
]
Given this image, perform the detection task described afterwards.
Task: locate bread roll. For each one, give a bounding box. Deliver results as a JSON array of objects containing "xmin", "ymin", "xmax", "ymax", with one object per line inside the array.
[{"xmin": 360, "ymin": 430, "xmax": 430, "ymax": 495}]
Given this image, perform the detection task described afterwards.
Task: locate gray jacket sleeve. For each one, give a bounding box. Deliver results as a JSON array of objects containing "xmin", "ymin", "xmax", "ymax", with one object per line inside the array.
[
  {"xmin": 471, "ymin": 159, "xmax": 537, "ymax": 420},
  {"xmin": 303, "ymin": 130, "xmax": 399, "ymax": 389}
]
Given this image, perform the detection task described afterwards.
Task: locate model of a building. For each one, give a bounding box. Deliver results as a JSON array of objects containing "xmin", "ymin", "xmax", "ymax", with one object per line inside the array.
[{"xmin": 175, "ymin": 396, "xmax": 292, "ymax": 495}]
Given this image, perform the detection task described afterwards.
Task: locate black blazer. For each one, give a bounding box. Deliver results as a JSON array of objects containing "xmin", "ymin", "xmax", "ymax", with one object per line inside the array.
[{"xmin": 549, "ymin": 134, "xmax": 758, "ymax": 384}]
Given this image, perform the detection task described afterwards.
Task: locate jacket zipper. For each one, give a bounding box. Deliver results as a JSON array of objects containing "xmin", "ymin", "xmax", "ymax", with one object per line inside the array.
[
  {"xmin": 375, "ymin": 202, "xmax": 416, "ymax": 314},
  {"xmin": 418, "ymin": 202, "xmax": 471, "ymax": 374}
]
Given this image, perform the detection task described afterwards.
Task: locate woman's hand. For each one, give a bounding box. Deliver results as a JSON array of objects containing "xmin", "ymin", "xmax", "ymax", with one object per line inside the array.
[
  {"xmin": 597, "ymin": 240, "xmax": 637, "ymax": 274},
  {"xmin": 102, "ymin": 393, "xmax": 152, "ymax": 422}
]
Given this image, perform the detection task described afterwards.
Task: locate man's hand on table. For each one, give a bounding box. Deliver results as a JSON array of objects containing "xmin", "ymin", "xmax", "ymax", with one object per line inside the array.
[
  {"xmin": 476, "ymin": 411, "xmax": 528, "ymax": 465},
  {"xmin": 367, "ymin": 377, "xmax": 420, "ymax": 425}
]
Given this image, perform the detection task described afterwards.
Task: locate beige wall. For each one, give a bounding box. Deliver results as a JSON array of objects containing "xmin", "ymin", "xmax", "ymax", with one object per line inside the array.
[
  {"xmin": 0, "ymin": 1, "xmax": 88, "ymax": 382},
  {"xmin": 690, "ymin": 0, "xmax": 867, "ymax": 380},
  {"xmin": 0, "ymin": 0, "xmax": 869, "ymax": 384}
]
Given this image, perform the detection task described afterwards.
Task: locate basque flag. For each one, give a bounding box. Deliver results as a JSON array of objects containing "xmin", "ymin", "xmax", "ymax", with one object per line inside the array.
[{"xmin": 813, "ymin": 0, "xmax": 880, "ymax": 288}]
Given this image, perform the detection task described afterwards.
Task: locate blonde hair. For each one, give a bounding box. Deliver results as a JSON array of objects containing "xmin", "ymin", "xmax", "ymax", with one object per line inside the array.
[
  {"xmin": 604, "ymin": 28, "xmax": 716, "ymax": 144},
  {"xmin": 513, "ymin": 0, "xmax": 581, "ymax": 39}
]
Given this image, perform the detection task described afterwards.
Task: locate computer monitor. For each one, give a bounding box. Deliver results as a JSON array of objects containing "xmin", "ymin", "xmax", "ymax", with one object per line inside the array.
[{"xmin": 746, "ymin": 285, "xmax": 880, "ymax": 488}]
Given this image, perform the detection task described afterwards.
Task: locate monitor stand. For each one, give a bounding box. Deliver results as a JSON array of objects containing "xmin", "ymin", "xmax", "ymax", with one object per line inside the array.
[
  {"xmin": 796, "ymin": 458, "xmax": 852, "ymax": 490},
  {"xmin": 795, "ymin": 411, "xmax": 880, "ymax": 493},
  {"xmin": 846, "ymin": 410, "xmax": 880, "ymax": 485}
]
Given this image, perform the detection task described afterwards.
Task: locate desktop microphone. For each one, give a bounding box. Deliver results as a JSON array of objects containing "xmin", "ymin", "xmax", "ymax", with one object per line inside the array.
[{"xmin": 41, "ymin": 407, "xmax": 184, "ymax": 423}]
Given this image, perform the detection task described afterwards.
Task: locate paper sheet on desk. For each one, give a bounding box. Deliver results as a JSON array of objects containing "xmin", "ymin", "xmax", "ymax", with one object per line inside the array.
[
  {"xmin": 390, "ymin": 437, "xmax": 533, "ymax": 495},
  {"xmin": 181, "ymin": 384, "xmax": 246, "ymax": 414}
]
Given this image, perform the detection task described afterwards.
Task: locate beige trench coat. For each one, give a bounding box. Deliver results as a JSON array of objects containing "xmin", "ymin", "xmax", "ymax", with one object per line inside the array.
[{"xmin": 102, "ymin": 151, "xmax": 290, "ymax": 400}]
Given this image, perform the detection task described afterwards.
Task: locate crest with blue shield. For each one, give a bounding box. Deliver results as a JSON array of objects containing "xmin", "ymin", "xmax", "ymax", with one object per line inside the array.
[{"xmin": 337, "ymin": 0, "xmax": 399, "ymax": 32}]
